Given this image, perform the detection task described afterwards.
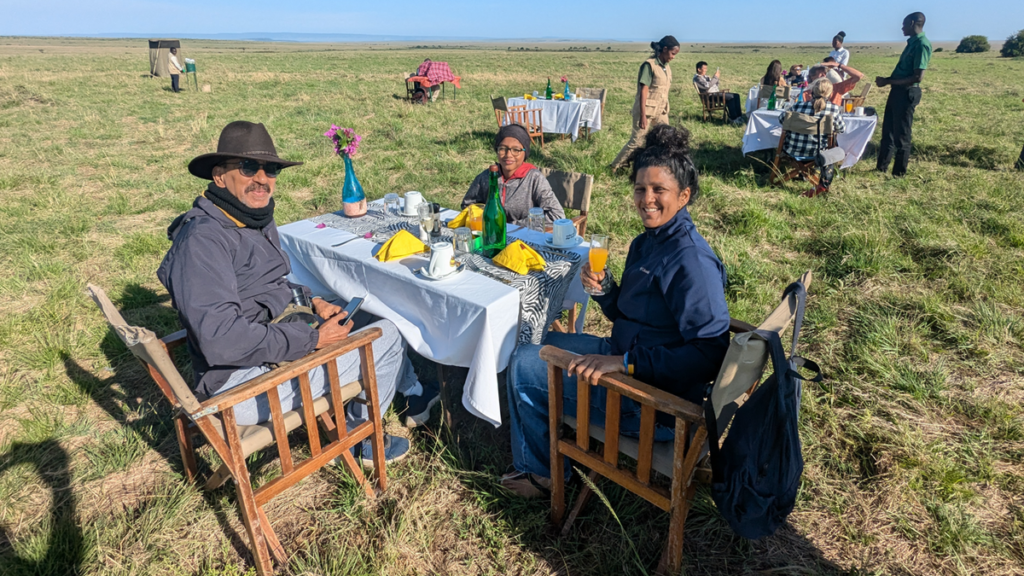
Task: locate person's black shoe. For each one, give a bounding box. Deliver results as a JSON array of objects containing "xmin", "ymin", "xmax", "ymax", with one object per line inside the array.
[{"xmin": 402, "ymin": 381, "xmax": 440, "ymax": 428}]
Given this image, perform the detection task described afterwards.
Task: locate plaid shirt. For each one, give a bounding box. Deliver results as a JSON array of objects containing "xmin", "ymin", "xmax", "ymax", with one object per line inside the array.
[
  {"xmin": 416, "ymin": 60, "xmax": 456, "ymax": 86},
  {"xmin": 781, "ymin": 101, "xmax": 846, "ymax": 159}
]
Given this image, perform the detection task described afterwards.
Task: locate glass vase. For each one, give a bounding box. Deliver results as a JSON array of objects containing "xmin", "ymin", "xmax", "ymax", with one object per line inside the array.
[{"xmin": 341, "ymin": 153, "xmax": 367, "ymax": 217}]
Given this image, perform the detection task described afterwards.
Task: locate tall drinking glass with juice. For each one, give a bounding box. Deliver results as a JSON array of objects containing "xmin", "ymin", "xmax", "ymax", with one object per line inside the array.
[{"xmin": 585, "ymin": 234, "xmax": 609, "ymax": 296}]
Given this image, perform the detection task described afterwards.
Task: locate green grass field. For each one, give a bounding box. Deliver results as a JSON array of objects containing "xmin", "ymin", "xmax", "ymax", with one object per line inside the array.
[{"xmin": 0, "ymin": 36, "xmax": 1022, "ymax": 575}]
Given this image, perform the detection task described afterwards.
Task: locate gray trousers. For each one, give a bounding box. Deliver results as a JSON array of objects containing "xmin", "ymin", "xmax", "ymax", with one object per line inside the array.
[{"xmin": 221, "ymin": 318, "xmax": 418, "ymax": 427}]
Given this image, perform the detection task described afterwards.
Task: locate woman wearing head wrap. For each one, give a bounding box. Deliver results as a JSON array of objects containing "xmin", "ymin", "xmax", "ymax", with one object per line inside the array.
[
  {"xmin": 610, "ymin": 35, "xmax": 680, "ymax": 172},
  {"xmin": 780, "ymin": 79, "xmax": 846, "ymax": 196},
  {"xmin": 502, "ymin": 124, "xmax": 731, "ymax": 497},
  {"xmin": 461, "ymin": 124, "xmax": 564, "ymax": 225}
]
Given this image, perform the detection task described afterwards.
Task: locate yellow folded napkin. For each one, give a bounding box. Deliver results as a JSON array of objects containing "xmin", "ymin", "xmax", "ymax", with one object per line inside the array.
[
  {"xmin": 447, "ymin": 204, "xmax": 483, "ymax": 229},
  {"xmin": 374, "ymin": 229, "xmax": 426, "ymax": 262},
  {"xmin": 492, "ymin": 240, "xmax": 546, "ymax": 275},
  {"xmin": 553, "ymin": 93, "xmax": 565, "ymax": 100}
]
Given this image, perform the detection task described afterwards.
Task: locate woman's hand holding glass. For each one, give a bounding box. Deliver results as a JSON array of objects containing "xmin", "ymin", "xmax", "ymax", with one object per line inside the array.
[{"xmin": 581, "ymin": 262, "xmax": 605, "ymax": 294}]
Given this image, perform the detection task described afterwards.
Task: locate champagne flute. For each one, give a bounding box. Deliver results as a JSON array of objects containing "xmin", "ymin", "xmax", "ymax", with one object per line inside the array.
[
  {"xmin": 584, "ymin": 234, "xmax": 609, "ymax": 296},
  {"xmin": 418, "ymin": 202, "xmax": 435, "ymax": 242}
]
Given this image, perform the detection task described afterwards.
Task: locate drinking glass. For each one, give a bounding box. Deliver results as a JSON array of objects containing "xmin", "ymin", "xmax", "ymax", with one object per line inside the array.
[
  {"xmin": 418, "ymin": 202, "xmax": 436, "ymax": 238},
  {"xmin": 453, "ymin": 227, "xmax": 473, "ymax": 254},
  {"xmin": 584, "ymin": 234, "xmax": 609, "ymax": 296},
  {"xmin": 468, "ymin": 204, "xmax": 484, "ymax": 233},
  {"xmin": 384, "ymin": 193, "xmax": 399, "ymax": 215},
  {"xmin": 528, "ymin": 207, "xmax": 545, "ymax": 233},
  {"xmin": 844, "ymin": 100, "xmax": 854, "ymax": 113}
]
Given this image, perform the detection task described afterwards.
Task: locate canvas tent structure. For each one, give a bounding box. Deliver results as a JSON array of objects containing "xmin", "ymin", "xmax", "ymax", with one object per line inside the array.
[{"xmin": 149, "ymin": 39, "xmax": 181, "ymax": 78}]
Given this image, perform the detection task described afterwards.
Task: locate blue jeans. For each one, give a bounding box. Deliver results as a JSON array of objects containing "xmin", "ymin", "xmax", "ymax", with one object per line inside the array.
[{"xmin": 507, "ymin": 332, "xmax": 673, "ymax": 480}]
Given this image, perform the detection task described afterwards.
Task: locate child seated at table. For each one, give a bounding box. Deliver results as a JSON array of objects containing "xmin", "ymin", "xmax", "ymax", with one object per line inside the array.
[{"xmin": 780, "ymin": 79, "xmax": 846, "ymax": 197}]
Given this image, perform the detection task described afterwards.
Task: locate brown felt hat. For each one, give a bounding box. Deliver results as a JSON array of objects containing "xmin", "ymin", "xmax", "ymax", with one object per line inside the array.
[{"xmin": 188, "ymin": 121, "xmax": 303, "ymax": 180}]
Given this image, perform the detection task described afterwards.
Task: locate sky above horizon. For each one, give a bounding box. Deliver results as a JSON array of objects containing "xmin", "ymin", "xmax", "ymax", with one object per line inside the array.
[{"xmin": 2, "ymin": 0, "xmax": 1021, "ymax": 43}]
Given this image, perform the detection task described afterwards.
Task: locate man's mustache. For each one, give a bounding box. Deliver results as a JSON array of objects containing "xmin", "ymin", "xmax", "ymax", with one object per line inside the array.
[{"xmin": 246, "ymin": 183, "xmax": 271, "ymax": 194}]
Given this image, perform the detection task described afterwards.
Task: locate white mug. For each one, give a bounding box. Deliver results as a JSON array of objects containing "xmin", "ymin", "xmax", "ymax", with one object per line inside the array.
[
  {"xmin": 551, "ymin": 219, "xmax": 576, "ymax": 246},
  {"xmin": 428, "ymin": 242, "xmax": 456, "ymax": 277},
  {"xmin": 855, "ymin": 106, "xmax": 865, "ymax": 116},
  {"xmin": 403, "ymin": 191, "xmax": 424, "ymax": 215}
]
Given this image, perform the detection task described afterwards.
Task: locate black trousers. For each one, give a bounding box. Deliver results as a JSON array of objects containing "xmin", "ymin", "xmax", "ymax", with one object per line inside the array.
[
  {"xmin": 876, "ymin": 85, "xmax": 921, "ymax": 176},
  {"xmin": 723, "ymin": 93, "xmax": 743, "ymax": 120},
  {"xmin": 171, "ymin": 74, "xmax": 180, "ymax": 93}
]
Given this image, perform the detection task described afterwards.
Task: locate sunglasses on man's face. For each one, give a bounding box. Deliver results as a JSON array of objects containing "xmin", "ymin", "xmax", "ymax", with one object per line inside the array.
[{"xmin": 225, "ymin": 159, "xmax": 283, "ymax": 178}]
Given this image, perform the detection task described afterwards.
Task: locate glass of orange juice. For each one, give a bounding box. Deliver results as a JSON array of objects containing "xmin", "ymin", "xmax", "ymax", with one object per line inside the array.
[
  {"xmin": 585, "ymin": 234, "xmax": 609, "ymax": 295},
  {"xmin": 468, "ymin": 204, "xmax": 483, "ymax": 233},
  {"xmin": 844, "ymin": 99, "xmax": 853, "ymax": 113}
]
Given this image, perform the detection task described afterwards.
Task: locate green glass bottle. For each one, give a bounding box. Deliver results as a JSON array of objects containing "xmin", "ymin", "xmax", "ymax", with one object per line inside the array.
[
  {"xmin": 767, "ymin": 88, "xmax": 777, "ymax": 111},
  {"xmin": 545, "ymin": 78, "xmax": 553, "ymax": 100},
  {"xmin": 481, "ymin": 165, "xmax": 507, "ymax": 257}
]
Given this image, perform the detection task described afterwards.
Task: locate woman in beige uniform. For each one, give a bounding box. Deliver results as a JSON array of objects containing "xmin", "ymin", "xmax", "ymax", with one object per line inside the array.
[{"xmin": 610, "ymin": 35, "xmax": 680, "ymax": 172}]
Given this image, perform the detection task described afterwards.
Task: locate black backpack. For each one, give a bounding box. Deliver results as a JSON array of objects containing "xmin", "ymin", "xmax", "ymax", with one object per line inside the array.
[{"xmin": 704, "ymin": 281, "xmax": 822, "ymax": 540}]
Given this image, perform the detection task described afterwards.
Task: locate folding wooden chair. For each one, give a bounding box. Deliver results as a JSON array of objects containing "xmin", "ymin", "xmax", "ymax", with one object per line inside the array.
[
  {"xmin": 538, "ymin": 167, "xmax": 593, "ymax": 334},
  {"xmin": 575, "ymin": 87, "xmax": 607, "ymax": 138},
  {"xmin": 693, "ymin": 82, "xmax": 728, "ymax": 123},
  {"xmin": 543, "ymin": 272, "xmax": 813, "ymax": 576},
  {"xmin": 770, "ymin": 112, "xmax": 837, "ymax": 187},
  {"xmin": 86, "ymin": 284, "xmax": 389, "ymax": 576},
  {"xmin": 491, "ymin": 95, "xmax": 509, "ymax": 127},
  {"xmin": 845, "ymin": 82, "xmax": 871, "ymax": 109},
  {"xmin": 505, "ymin": 105, "xmax": 544, "ymax": 147},
  {"xmin": 754, "ymin": 84, "xmax": 791, "ymax": 110}
]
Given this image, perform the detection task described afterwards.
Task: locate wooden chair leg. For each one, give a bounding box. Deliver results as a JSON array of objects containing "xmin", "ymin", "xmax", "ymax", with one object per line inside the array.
[
  {"xmin": 549, "ymin": 364, "xmax": 566, "ymax": 525},
  {"xmin": 317, "ymin": 412, "xmax": 375, "ymax": 499},
  {"xmin": 175, "ymin": 416, "xmax": 199, "ymax": 483},
  {"xmin": 560, "ymin": 470, "xmax": 598, "ymax": 537},
  {"xmin": 257, "ymin": 507, "xmax": 288, "ymax": 565},
  {"xmin": 223, "ymin": 410, "xmax": 274, "ymax": 576},
  {"xmin": 567, "ymin": 305, "xmax": 577, "ymax": 334},
  {"xmin": 204, "ymin": 464, "xmax": 232, "ymax": 491}
]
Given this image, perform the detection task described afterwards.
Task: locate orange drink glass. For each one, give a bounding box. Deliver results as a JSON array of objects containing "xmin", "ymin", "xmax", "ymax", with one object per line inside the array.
[
  {"xmin": 585, "ymin": 234, "xmax": 609, "ymax": 295},
  {"xmin": 468, "ymin": 204, "xmax": 484, "ymax": 232},
  {"xmin": 844, "ymin": 99, "xmax": 853, "ymax": 113}
]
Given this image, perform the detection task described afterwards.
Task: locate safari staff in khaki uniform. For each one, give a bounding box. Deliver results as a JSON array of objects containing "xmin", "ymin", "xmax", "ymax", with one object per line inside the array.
[{"xmin": 610, "ymin": 35, "xmax": 680, "ymax": 172}]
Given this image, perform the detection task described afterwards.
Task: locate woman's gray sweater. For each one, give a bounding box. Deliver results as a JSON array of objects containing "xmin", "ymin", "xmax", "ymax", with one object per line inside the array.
[{"xmin": 461, "ymin": 167, "xmax": 565, "ymax": 226}]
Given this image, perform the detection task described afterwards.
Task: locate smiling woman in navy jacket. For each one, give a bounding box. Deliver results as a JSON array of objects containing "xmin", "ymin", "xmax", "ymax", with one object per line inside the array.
[{"xmin": 502, "ymin": 124, "xmax": 731, "ymax": 498}]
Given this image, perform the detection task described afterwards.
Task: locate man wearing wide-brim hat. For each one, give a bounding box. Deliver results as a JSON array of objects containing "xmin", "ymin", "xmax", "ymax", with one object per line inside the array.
[{"xmin": 158, "ymin": 121, "xmax": 417, "ymax": 464}]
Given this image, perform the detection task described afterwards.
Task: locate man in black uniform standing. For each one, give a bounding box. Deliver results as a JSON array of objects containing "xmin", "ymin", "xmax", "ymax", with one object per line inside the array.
[{"xmin": 875, "ymin": 12, "xmax": 932, "ymax": 177}]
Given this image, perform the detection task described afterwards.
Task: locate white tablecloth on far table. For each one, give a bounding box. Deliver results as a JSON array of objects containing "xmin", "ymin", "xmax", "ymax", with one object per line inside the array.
[
  {"xmin": 741, "ymin": 109, "xmax": 878, "ymax": 169},
  {"xmin": 277, "ymin": 207, "xmax": 590, "ymax": 427},
  {"xmin": 507, "ymin": 97, "xmax": 602, "ymax": 141}
]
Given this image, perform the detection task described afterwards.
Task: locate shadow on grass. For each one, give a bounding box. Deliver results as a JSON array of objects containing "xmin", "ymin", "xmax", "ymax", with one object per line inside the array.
[
  {"xmin": 0, "ymin": 440, "xmax": 83, "ymax": 576},
  {"xmin": 915, "ymin": 142, "xmax": 1006, "ymax": 170}
]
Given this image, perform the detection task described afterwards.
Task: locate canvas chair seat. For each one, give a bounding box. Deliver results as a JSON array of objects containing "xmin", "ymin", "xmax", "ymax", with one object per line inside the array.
[
  {"xmin": 209, "ymin": 381, "xmax": 362, "ymax": 457},
  {"xmin": 563, "ymin": 415, "xmax": 677, "ymax": 478}
]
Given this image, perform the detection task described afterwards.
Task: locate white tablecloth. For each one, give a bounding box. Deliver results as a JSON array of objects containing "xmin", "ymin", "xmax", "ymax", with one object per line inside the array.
[
  {"xmin": 745, "ymin": 86, "xmax": 760, "ymax": 113},
  {"xmin": 741, "ymin": 109, "xmax": 878, "ymax": 169},
  {"xmin": 507, "ymin": 97, "xmax": 602, "ymax": 142},
  {"xmin": 277, "ymin": 209, "xmax": 589, "ymax": 427}
]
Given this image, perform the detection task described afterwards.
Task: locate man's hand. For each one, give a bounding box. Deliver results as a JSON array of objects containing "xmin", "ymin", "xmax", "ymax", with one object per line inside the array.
[
  {"xmin": 875, "ymin": 76, "xmax": 889, "ymax": 88},
  {"xmin": 311, "ymin": 297, "xmax": 343, "ymax": 320},
  {"xmin": 822, "ymin": 61, "xmax": 838, "ymax": 68},
  {"xmin": 314, "ymin": 312, "xmax": 353, "ymax": 349},
  {"xmin": 568, "ymin": 354, "xmax": 625, "ymax": 386},
  {"xmin": 639, "ymin": 115, "xmax": 649, "ymax": 130},
  {"xmin": 581, "ymin": 262, "xmax": 605, "ymax": 293},
  {"xmin": 714, "ymin": 69, "xmax": 721, "ymax": 78}
]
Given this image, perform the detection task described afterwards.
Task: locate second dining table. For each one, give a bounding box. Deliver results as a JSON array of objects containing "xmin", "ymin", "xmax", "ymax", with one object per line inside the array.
[
  {"xmin": 507, "ymin": 97, "xmax": 602, "ymax": 141},
  {"xmin": 277, "ymin": 199, "xmax": 590, "ymax": 427}
]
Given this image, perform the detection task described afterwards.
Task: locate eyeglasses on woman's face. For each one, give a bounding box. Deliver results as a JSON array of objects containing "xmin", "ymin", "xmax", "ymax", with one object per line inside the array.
[
  {"xmin": 224, "ymin": 159, "xmax": 283, "ymax": 178},
  {"xmin": 497, "ymin": 146, "xmax": 526, "ymax": 156}
]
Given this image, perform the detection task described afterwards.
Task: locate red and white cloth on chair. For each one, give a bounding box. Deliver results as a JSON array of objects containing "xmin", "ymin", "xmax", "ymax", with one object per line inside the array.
[{"xmin": 412, "ymin": 60, "xmax": 460, "ymax": 88}]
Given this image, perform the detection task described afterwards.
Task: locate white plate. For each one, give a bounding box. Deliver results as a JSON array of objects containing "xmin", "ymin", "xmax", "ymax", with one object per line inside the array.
[
  {"xmin": 415, "ymin": 263, "xmax": 465, "ymax": 281},
  {"xmin": 542, "ymin": 234, "xmax": 584, "ymax": 249}
]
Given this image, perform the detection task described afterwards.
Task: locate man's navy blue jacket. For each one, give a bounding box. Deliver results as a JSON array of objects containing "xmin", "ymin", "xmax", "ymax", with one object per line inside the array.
[{"xmin": 592, "ymin": 208, "xmax": 731, "ymax": 404}]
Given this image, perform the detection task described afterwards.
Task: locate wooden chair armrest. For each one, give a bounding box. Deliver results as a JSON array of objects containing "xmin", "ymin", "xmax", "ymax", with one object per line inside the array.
[
  {"xmin": 193, "ymin": 327, "xmax": 383, "ymax": 416},
  {"xmin": 539, "ymin": 345, "xmax": 705, "ymax": 423},
  {"xmin": 161, "ymin": 329, "xmax": 188, "ymax": 351},
  {"xmin": 729, "ymin": 318, "xmax": 757, "ymax": 333}
]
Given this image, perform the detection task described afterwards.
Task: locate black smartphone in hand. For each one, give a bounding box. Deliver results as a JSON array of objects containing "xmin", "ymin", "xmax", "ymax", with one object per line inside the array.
[{"xmin": 341, "ymin": 297, "xmax": 365, "ymax": 321}]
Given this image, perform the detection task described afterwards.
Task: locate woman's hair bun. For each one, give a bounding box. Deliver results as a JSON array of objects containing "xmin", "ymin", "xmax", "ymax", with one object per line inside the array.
[
  {"xmin": 644, "ymin": 124, "xmax": 692, "ymax": 157},
  {"xmin": 838, "ymin": 31, "xmax": 846, "ymax": 39},
  {"xmin": 650, "ymin": 40, "xmax": 660, "ymax": 52}
]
